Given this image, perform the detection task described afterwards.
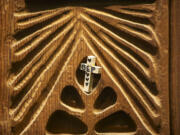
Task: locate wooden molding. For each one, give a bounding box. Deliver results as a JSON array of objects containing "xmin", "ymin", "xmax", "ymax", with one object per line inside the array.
[
  {"xmin": 1, "ymin": 0, "xmax": 179, "ymax": 134},
  {"xmin": 170, "ymin": 0, "xmax": 180, "ymax": 134}
]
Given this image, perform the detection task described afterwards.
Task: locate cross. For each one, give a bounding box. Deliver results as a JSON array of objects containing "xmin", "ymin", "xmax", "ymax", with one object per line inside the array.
[{"xmin": 80, "ymin": 56, "xmax": 102, "ymax": 93}]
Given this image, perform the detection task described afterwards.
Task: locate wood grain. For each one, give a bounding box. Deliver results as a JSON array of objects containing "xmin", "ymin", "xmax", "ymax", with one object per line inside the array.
[
  {"xmin": 170, "ymin": 0, "xmax": 180, "ymax": 135},
  {"xmin": 0, "ymin": 0, "xmax": 171, "ymax": 135}
]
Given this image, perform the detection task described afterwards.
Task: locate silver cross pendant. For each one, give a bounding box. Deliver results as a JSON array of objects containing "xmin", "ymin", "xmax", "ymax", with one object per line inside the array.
[{"xmin": 80, "ymin": 56, "xmax": 102, "ymax": 93}]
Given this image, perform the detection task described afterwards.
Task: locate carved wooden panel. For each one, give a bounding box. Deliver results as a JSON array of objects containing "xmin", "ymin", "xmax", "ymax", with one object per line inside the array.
[{"xmin": 0, "ymin": 0, "xmax": 169, "ymax": 135}]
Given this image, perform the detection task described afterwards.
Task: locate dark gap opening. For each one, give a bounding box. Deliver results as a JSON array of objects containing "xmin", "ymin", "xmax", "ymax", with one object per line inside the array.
[
  {"xmin": 95, "ymin": 111, "xmax": 137, "ymax": 133},
  {"xmin": 112, "ymin": 45, "xmax": 158, "ymax": 95},
  {"xmin": 102, "ymin": 32, "xmax": 149, "ymax": 68},
  {"xmin": 14, "ymin": 10, "xmax": 70, "ymax": 40},
  {"xmin": 126, "ymin": 70, "xmax": 158, "ymax": 95},
  {"xmin": 15, "ymin": 36, "xmax": 38, "ymax": 52},
  {"xmin": 94, "ymin": 87, "xmax": 117, "ymax": 110},
  {"xmin": 18, "ymin": 14, "xmax": 42, "ymax": 23},
  {"xmin": 94, "ymin": 7, "xmax": 154, "ymax": 26},
  {"xmin": 11, "ymin": 22, "xmax": 73, "ymax": 108},
  {"xmin": 123, "ymin": 23, "xmax": 151, "ymax": 36},
  {"xmin": 86, "ymin": 36, "xmax": 159, "ymax": 132},
  {"xmin": 46, "ymin": 110, "xmax": 88, "ymax": 134},
  {"xmin": 87, "ymin": 14, "xmax": 158, "ymax": 55},
  {"xmin": 12, "ymin": 33, "xmax": 76, "ymax": 134},
  {"xmin": 121, "ymin": 8, "xmax": 153, "ymax": 13},
  {"xmin": 76, "ymin": 57, "xmax": 87, "ymax": 86},
  {"xmin": 85, "ymin": 22, "xmax": 158, "ymax": 95},
  {"xmin": 11, "ymin": 69, "xmax": 59, "ymax": 134},
  {"xmin": 24, "ymin": 0, "xmax": 156, "ymax": 12},
  {"xmin": 61, "ymin": 86, "xmax": 85, "ymax": 109},
  {"xmin": 126, "ymin": 73, "xmax": 158, "ymax": 112},
  {"xmin": 11, "ymin": 63, "xmax": 45, "ymax": 108},
  {"xmin": 11, "ymin": 19, "xmax": 71, "ymax": 75},
  {"xmin": 118, "ymin": 76, "xmax": 160, "ymax": 132}
]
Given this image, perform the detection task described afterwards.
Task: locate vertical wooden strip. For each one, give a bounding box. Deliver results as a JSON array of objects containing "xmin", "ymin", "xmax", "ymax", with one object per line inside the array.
[
  {"xmin": 170, "ymin": 0, "xmax": 180, "ymax": 135},
  {"xmin": 0, "ymin": 0, "xmax": 14, "ymax": 134}
]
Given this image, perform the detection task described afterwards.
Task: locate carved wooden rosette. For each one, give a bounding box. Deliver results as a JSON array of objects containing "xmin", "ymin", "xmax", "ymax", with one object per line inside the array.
[{"xmin": 5, "ymin": 0, "xmax": 169, "ymax": 135}]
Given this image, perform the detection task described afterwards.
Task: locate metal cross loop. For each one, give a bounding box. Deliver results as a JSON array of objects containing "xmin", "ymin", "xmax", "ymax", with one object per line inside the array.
[{"xmin": 80, "ymin": 56, "xmax": 102, "ymax": 93}]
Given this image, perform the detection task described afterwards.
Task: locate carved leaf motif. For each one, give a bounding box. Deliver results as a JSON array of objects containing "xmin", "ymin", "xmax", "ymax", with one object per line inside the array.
[{"xmin": 9, "ymin": 0, "xmax": 161, "ymax": 134}]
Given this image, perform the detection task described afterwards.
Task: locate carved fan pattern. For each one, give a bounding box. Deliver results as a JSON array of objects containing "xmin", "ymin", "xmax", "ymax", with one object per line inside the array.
[{"xmin": 8, "ymin": 0, "xmax": 168, "ymax": 135}]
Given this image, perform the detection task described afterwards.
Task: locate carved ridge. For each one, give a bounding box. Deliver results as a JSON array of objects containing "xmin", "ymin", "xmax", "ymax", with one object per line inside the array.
[{"xmin": 8, "ymin": 1, "xmax": 165, "ymax": 134}]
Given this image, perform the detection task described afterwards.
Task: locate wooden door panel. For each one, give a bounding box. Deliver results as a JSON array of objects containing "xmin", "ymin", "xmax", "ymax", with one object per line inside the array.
[{"xmin": 0, "ymin": 0, "xmax": 169, "ymax": 135}]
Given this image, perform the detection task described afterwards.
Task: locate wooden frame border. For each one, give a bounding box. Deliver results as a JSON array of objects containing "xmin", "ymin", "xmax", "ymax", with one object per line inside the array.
[
  {"xmin": 170, "ymin": 0, "xmax": 180, "ymax": 135},
  {"xmin": 0, "ymin": 0, "xmax": 179, "ymax": 134}
]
